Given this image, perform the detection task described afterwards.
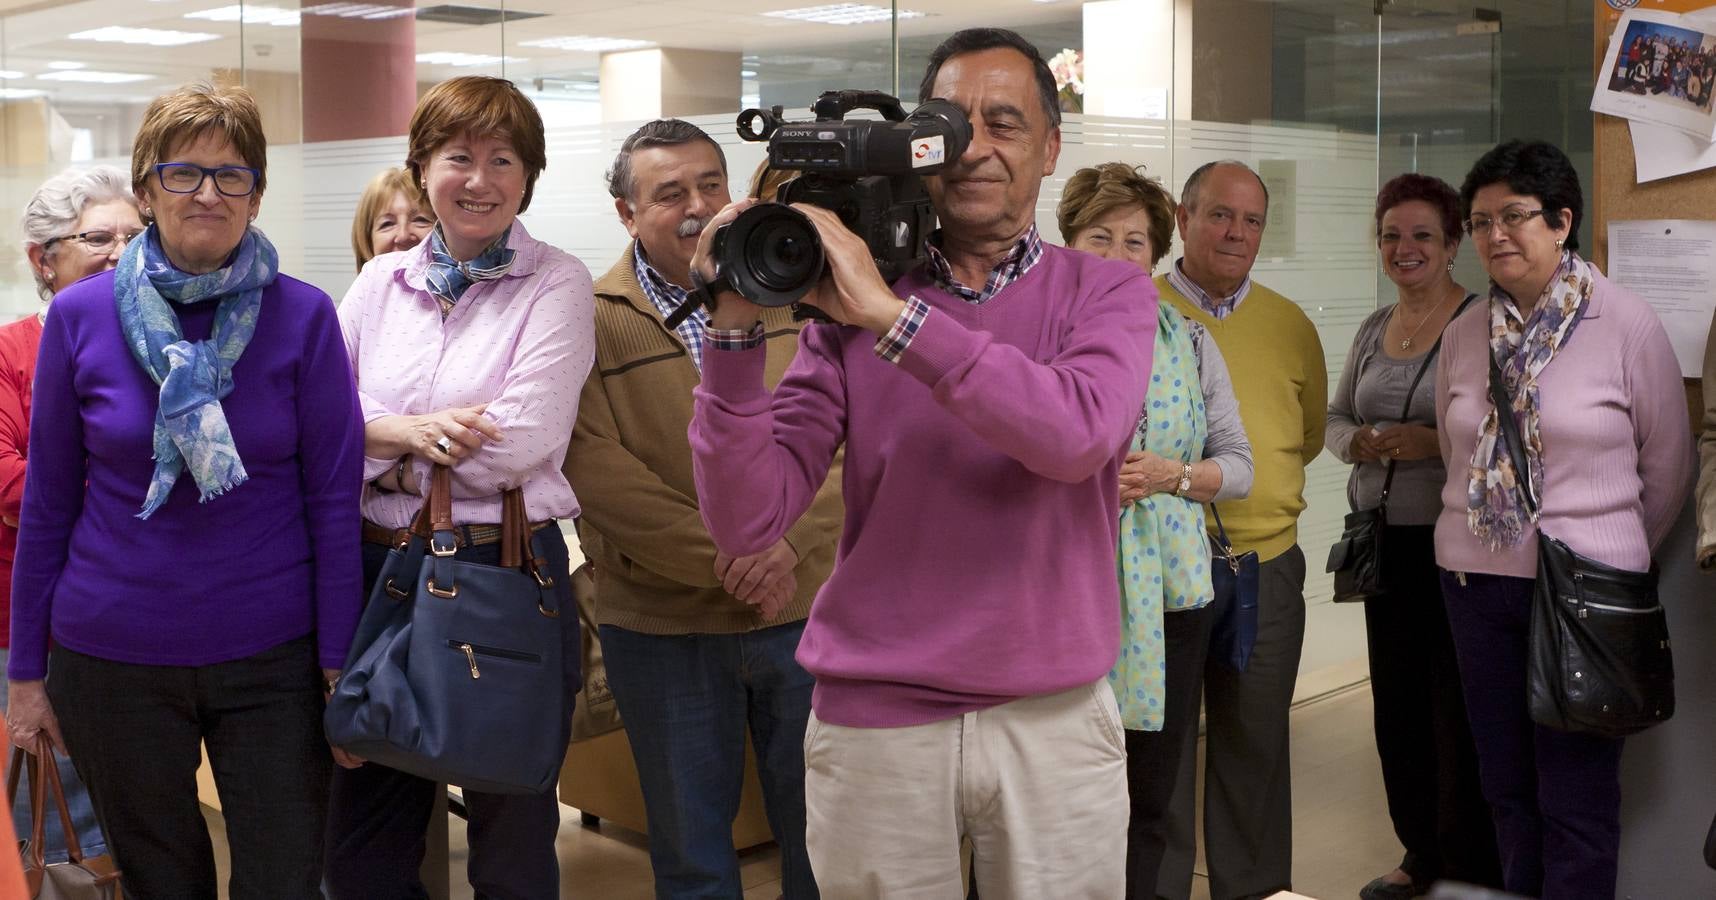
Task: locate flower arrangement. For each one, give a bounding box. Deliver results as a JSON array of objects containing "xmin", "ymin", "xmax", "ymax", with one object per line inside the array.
[{"xmin": 1048, "ymin": 48, "xmax": 1084, "ymax": 113}]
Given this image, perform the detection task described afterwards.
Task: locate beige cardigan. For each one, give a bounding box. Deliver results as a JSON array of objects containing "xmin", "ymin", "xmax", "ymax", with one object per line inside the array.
[{"xmin": 563, "ymin": 243, "xmax": 844, "ymax": 634}]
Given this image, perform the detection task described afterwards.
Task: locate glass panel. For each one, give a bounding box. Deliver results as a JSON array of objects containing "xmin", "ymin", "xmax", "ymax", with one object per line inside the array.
[{"xmin": 0, "ymin": 0, "xmax": 245, "ymax": 314}]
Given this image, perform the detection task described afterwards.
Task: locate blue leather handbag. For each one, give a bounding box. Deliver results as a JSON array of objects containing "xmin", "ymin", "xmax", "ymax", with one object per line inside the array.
[
  {"xmin": 1208, "ymin": 505, "xmax": 1260, "ymax": 672},
  {"xmin": 325, "ymin": 468, "xmax": 569, "ymax": 795}
]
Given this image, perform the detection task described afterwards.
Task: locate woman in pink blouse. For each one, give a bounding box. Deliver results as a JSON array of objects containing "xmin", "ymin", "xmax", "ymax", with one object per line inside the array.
[
  {"xmin": 324, "ymin": 76, "xmax": 596, "ymax": 899},
  {"xmin": 1434, "ymin": 140, "xmax": 1692, "ymax": 900}
]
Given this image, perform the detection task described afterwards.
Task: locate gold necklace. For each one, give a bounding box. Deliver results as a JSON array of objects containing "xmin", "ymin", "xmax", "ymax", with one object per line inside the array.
[{"xmin": 1395, "ymin": 285, "xmax": 1458, "ymax": 351}]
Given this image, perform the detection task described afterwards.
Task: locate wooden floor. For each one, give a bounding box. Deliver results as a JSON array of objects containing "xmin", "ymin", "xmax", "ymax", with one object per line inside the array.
[{"xmin": 203, "ymin": 682, "xmax": 1401, "ymax": 900}]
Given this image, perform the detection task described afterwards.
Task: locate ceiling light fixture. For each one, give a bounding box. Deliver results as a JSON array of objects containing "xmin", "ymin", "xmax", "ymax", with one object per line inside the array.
[
  {"xmin": 517, "ymin": 35, "xmax": 654, "ymax": 53},
  {"xmin": 415, "ymin": 51, "xmax": 523, "ymax": 67},
  {"xmin": 0, "ymin": 71, "xmax": 24, "ymax": 79},
  {"xmin": 300, "ymin": 3, "xmax": 417, "ymax": 19},
  {"xmin": 0, "ymin": 88, "xmax": 46, "ymax": 98},
  {"xmin": 185, "ymin": 5, "xmax": 300, "ymax": 26},
  {"xmin": 46, "ymin": 61, "xmax": 85, "ymax": 70},
  {"xmin": 68, "ymin": 26, "xmax": 220, "ymax": 46},
  {"xmin": 37, "ymin": 70, "xmax": 154, "ymax": 83},
  {"xmin": 762, "ymin": 4, "xmax": 924, "ymax": 25}
]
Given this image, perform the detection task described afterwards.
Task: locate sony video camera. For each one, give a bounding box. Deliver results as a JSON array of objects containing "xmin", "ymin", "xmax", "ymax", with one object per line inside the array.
[{"xmin": 663, "ymin": 90, "xmax": 971, "ymax": 327}]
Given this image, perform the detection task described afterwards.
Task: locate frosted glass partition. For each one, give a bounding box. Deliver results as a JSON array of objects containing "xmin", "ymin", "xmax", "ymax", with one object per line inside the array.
[
  {"xmin": 0, "ymin": 161, "xmax": 66, "ymax": 317},
  {"xmin": 1166, "ymin": 121, "xmax": 1380, "ymax": 681},
  {"xmin": 289, "ymin": 138, "xmax": 408, "ymax": 303}
]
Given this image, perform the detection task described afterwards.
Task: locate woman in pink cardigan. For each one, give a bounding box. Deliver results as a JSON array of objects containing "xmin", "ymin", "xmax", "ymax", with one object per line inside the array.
[{"xmin": 1433, "ymin": 140, "xmax": 1692, "ymax": 900}]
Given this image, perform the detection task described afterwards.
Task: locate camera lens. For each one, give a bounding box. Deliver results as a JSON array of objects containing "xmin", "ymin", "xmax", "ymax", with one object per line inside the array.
[
  {"xmin": 750, "ymin": 219, "xmax": 819, "ymax": 292},
  {"xmin": 713, "ymin": 203, "xmax": 825, "ymax": 307}
]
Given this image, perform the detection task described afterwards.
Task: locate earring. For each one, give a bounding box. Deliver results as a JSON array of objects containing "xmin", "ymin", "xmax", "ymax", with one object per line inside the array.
[
  {"xmin": 43, "ymin": 271, "xmax": 53, "ymax": 282},
  {"xmin": 1555, "ymin": 238, "xmax": 1564, "ymax": 249},
  {"xmin": 1446, "ymin": 262, "xmax": 1455, "ymax": 271}
]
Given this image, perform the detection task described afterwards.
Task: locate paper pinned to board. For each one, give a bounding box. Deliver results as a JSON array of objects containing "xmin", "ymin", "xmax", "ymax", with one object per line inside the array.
[
  {"xmin": 1607, "ymin": 219, "xmax": 1716, "ymax": 377},
  {"xmin": 1631, "ymin": 119, "xmax": 1716, "ymax": 182},
  {"xmin": 1592, "ymin": 9, "xmax": 1716, "ymax": 141}
]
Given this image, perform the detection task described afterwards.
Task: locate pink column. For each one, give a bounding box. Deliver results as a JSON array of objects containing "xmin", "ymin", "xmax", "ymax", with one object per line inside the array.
[{"xmin": 300, "ymin": 1, "xmax": 417, "ymax": 142}]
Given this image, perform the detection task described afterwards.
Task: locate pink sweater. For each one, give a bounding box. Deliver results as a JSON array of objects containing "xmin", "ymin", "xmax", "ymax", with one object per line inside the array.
[
  {"xmin": 690, "ymin": 246, "xmax": 1157, "ymax": 727},
  {"xmin": 1434, "ymin": 270, "xmax": 1693, "ymax": 577}
]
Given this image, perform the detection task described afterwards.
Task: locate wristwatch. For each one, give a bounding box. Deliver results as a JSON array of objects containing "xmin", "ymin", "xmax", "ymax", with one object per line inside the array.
[{"xmin": 1174, "ymin": 463, "xmax": 1193, "ymax": 497}]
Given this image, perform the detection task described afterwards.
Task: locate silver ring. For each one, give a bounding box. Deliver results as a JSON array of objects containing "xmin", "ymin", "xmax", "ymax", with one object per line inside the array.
[{"xmin": 434, "ymin": 436, "xmax": 453, "ymax": 454}]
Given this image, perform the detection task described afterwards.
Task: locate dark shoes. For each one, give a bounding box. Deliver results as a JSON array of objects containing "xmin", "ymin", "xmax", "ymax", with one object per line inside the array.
[{"xmin": 1359, "ymin": 874, "xmax": 1425, "ymax": 900}]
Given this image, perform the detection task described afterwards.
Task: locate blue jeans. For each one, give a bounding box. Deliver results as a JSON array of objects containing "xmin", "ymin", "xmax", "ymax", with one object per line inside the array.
[
  {"xmin": 0, "ymin": 648, "xmax": 109, "ymax": 864},
  {"xmin": 600, "ymin": 621, "xmax": 817, "ymax": 900}
]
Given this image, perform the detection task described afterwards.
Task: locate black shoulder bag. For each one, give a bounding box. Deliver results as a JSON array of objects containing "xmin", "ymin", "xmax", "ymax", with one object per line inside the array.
[
  {"xmin": 1486, "ymin": 352, "xmax": 1674, "ymax": 737},
  {"xmin": 1326, "ymin": 299, "xmax": 1467, "ymax": 603}
]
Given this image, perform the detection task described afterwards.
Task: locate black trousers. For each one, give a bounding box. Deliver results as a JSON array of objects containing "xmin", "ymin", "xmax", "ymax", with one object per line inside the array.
[
  {"xmin": 1160, "ymin": 544, "xmax": 1306, "ymax": 900},
  {"xmin": 323, "ymin": 531, "xmax": 578, "ymax": 900},
  {"xmin": 47, "ymin": 636, "xmax": 331, "ymax": 900},
  {"xmin": 1365, "ymin": 525, "xmax": 1501, "ymax": 888},
  {"xmin": 1125, "ymin": 599, "xmax": 1218, "ymax": 899},
  {"xmin": 1441, "ymin": 571, "xmax": 1624, "ymax": 900}
]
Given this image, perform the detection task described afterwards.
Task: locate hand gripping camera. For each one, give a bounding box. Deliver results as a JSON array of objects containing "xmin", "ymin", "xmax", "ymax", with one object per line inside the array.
[{"xmin": 663, "ymin": 90, "xmax": 971, "ymax": 328}]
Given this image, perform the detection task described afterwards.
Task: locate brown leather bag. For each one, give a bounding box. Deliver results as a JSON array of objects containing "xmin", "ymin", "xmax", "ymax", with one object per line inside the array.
[
  {"xmin": 568, "ymin": 560, "xmax": 623, "ymax": 742},
  {"xmin": 5, "ymin": 738, "xmax": 122, "ymax": 899}
]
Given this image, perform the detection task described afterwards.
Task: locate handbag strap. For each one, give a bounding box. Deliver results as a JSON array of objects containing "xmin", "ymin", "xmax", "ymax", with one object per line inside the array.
[
  {"xmin": 9, "ymin": 738, "xmax": 90, "ymax": 867},
  {"xmin": 406, "ymin": 466, "xmax": 542, "ymax": 578},
  {"xmin": 1208, "ymin": 504, "xmax": 1240, "ymax": 574},
  {"xmin": 1377, "ymin": 293, "xmax": 1475, "ymax": 513},
  {"xmin": 1486, "ymin": 350, "xmax": 1540, "ymax": 517}
]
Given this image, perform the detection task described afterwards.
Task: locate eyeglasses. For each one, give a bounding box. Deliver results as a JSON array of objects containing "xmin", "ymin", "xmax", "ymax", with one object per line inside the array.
[
  {"xmin": 153, "ymin": 162, "xmax": 260, "ymax": 197},
  {"xmin": 42, "ymin": 229, "xmax": 144, "ymax": 253},
  {"xmin": 1463, "ymin": 208, "xmax": 1546, "ymax": 237}
]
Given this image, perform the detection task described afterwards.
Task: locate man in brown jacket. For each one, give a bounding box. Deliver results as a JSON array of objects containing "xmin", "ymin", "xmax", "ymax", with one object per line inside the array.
[{"xmin": 564, "ymin": 119, "xmax": 840, "ymax": 899}]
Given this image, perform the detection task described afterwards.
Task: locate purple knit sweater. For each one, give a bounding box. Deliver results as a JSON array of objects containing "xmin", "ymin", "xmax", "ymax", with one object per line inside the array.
[
  {"xmin": 691, "ymin": 245, "xmax": 1158, "ymax": 727},
  {"xmin": 9, "ymin": 269, "xmax": 363, "ymax": 680}
]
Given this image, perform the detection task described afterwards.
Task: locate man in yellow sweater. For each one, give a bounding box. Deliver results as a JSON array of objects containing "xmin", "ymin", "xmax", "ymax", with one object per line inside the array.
[{"xmin": 1155, "ymin": 161, "xmax": 1326, "ymax": 900}]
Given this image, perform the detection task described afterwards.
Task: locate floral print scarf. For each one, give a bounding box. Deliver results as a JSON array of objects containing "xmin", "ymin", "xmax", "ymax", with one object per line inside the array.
[{"xmin": 1466, "ymin": 250, "xmax": 1592, "ymax": 549}]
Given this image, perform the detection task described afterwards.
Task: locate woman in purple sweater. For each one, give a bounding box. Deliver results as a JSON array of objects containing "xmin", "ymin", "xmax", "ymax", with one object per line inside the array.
[
  {"xmin": 3, "ymin": 83, "xmax": 362, "ymax": 900},
  {"xmin": 1435, "ymin": 140, "xmax": 1692, "ymax": 900}
]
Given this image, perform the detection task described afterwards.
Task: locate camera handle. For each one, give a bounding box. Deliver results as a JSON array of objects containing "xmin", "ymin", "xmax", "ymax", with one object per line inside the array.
[
  {"xmin": 662, "ymin": 267, "xmax": 732, "ymax": 330},
  {"xmin": 811, "ymin": 90, "xmax": 909, "ymax": 123},
  {"xmin": 662, "ymin": 268, "xmax": 835, "ymax": 329}
]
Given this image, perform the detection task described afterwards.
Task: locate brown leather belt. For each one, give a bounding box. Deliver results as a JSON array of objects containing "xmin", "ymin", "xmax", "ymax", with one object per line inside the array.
[{"xmin": 361, "ymin": 518, "xmax": 555, "ymax": 549}]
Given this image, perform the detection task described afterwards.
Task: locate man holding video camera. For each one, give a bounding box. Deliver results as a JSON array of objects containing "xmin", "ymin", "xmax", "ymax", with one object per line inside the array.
[{"xmin": 688, "ymin": 27, "xmax": 1157, "ymax": 897}]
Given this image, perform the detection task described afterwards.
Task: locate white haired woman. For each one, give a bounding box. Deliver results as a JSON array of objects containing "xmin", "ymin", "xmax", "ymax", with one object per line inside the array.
[{"xmin": 0, "ymin": 165, "xmax": 140, "ymax": 864}]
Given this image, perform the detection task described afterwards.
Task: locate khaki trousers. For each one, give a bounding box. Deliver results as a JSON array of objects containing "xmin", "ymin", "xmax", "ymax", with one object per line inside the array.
[{"xmin": 803, "ymin": 680, "xmax": 1129, "ymax": 899}]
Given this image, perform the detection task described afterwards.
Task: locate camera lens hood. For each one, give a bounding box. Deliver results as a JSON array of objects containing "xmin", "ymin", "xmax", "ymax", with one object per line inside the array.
[{"xmin": 712, "ymin": 203, "xmax": 825, "ymax": 307}]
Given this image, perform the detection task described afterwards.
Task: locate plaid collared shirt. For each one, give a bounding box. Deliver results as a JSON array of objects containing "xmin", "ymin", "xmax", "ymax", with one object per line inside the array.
[
  {"xmin": 923, "ymin": 225, "xmax": 1045, "ymax": 305},
  {"xmin": 1165, "ymin": 258, "xmax": 1251, "ymax": 320},
  {"xmin": 634, "ymin": 243, "xmax": 710, "ymax": 371},
  {"xmin": 873, "ymin": 225, "xmax": 1045, "ymax": 364}
]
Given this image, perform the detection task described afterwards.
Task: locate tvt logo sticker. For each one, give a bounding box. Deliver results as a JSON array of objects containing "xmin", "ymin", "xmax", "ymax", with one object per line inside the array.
[{"xmin": 911, "ymin": 135, "xmax": 946, "ymax": 168}]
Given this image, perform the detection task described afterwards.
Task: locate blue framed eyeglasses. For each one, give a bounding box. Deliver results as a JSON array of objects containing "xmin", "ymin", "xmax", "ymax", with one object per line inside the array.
[{"xmin": 153, "ymin": 162, "xmax": 260, "ymax": 197}]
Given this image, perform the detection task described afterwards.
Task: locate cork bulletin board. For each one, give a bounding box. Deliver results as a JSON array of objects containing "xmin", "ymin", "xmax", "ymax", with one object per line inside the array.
[{"xmin": 1591, "ymin": 0, "xmax": 1716, "ymax": 427}]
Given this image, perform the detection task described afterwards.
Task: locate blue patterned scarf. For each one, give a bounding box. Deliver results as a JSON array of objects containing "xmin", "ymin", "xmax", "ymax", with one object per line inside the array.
[
  {"xmin": 115, "ymin": 225, "xmax": 276, "ymax": 519},
  {"xmin": 1109, "ymin": 304, "xmax": 1210, "ymax": 731},
  {"xmin": 424, "ymin": 224, "xmax": 515, "ymax": 315},
  {"xmin": 1466, "ymin": 251, "xmax": 1592, "ymax": 548}
]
